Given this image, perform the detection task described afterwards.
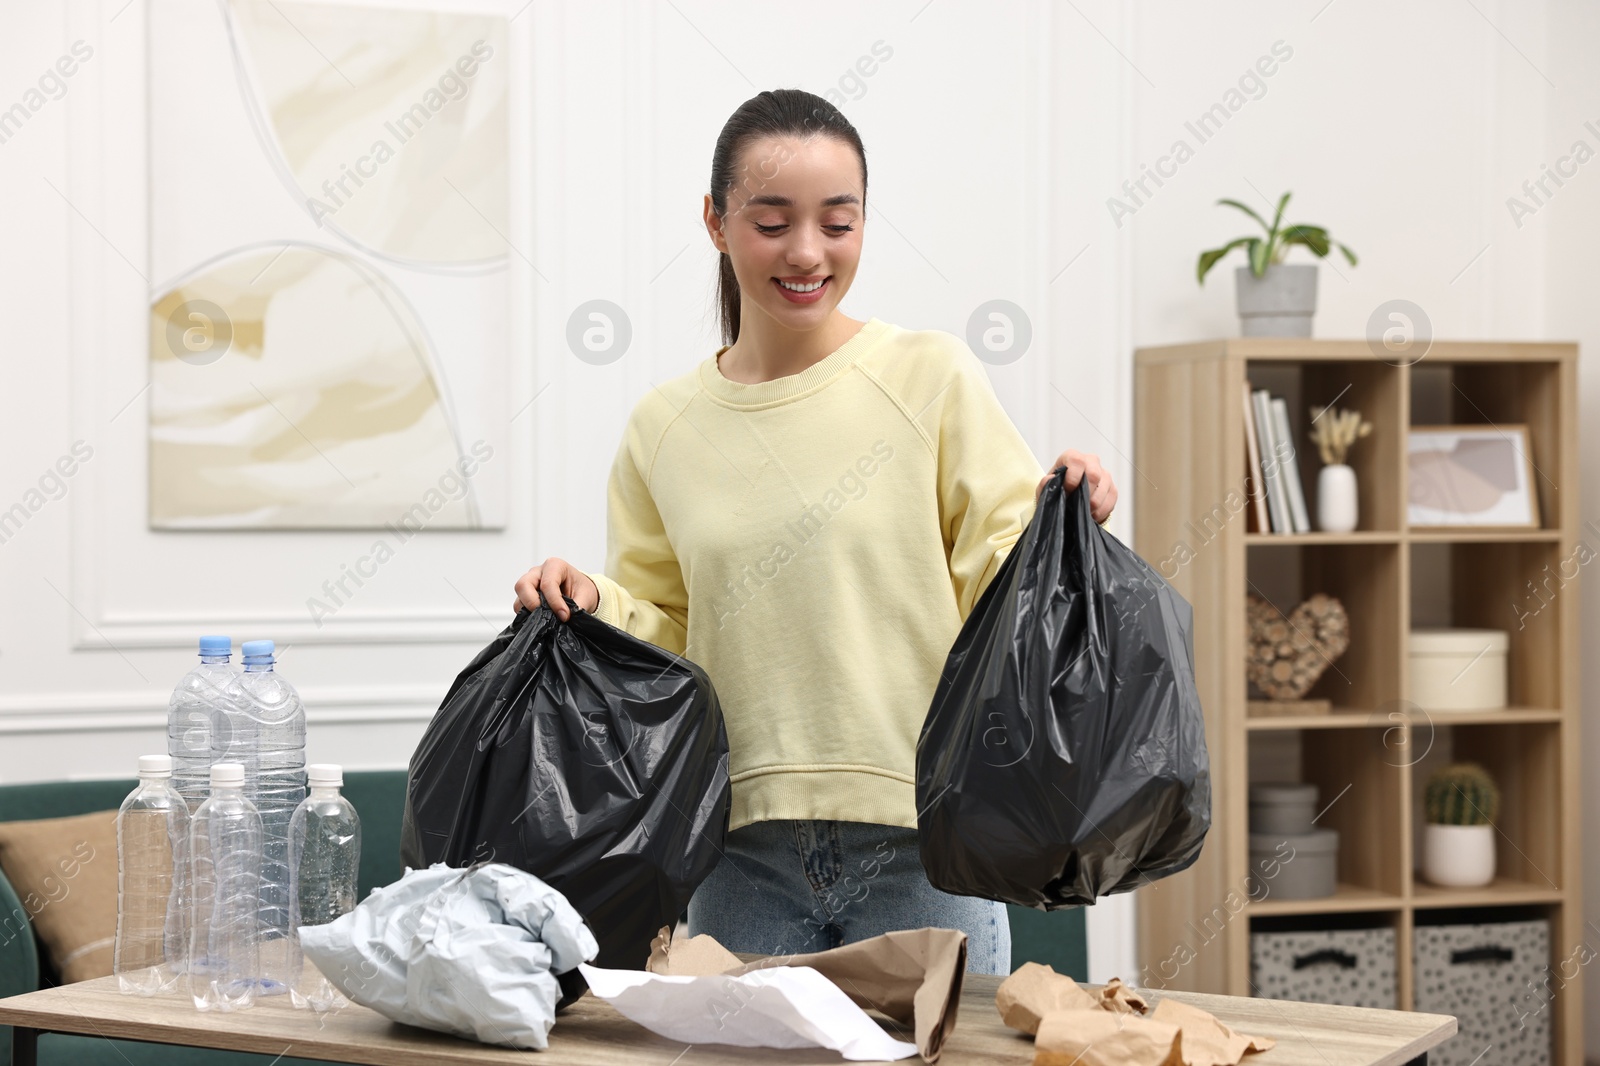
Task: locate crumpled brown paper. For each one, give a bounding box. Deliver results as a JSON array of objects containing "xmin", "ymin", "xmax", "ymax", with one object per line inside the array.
[
  {"xmin": 1099, "ymin": 976, "xmax": 1150, "ymax": 1015},
  {"xmin": 1149, "ymin": 999, "xmax": 1276, "ymax": 1066},
  {"xmin": 646, "ymin": 926, "xmax": 743, "ymax": 975},
  {"xmin": 996, "ymin": 962, "xmax": 1102, "ymax": 1034},
  {"xmin": 647, "ymin": 925, "xmax": 967, "ymax": 1063},
  {"xmin": 994, "ymin": 964, "xmax": 1276, "ymax": 1066},
  {"xmin": 1035, "ymin": 1011, "xmax": 1184, "ymax": 1066}
]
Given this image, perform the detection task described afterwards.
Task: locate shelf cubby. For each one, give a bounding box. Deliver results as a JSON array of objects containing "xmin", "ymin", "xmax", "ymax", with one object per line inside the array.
[
  {"xmin": 1246, "ymin": 357, "xmax": 1404, "ymax": 534},
  {"xmin": 1410, "ymin": 358, "xmax": 1566, "ymax": 532},
  {"xmin": 1248, "ymin": 726, "xmax": 1405, "ymax": 901},
  {"xmin": 1443, "ymin": 722, "xmax": 1564, "ymax": 891},
  {"xmin": 1246, "ymin": 541, "xmax": 1402, "ymax": 711},
  {"xmin": 1409, "ymin": 539, "xmax": 1565, "ymax": 711}
]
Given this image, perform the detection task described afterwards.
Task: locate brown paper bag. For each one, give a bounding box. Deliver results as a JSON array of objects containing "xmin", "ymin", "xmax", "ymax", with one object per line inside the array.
[{"xmin": 647, "ymin": 925, "xmax": 967, "ymax": 1063}]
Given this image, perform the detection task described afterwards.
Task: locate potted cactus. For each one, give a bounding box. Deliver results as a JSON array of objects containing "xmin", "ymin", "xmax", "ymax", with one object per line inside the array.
[{"xmin": 1421, "ymin": 762, "xmax": 1500, "ymax": 888}]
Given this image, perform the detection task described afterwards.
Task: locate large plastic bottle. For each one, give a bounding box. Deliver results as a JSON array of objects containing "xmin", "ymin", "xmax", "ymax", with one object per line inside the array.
[
  {"xmin": 188, "ymin": 762, "xmax": 261, "ymax": 1011},
  {"xmin": 216, "ymin": 639, "xmax": 306, "ymax": 997},
  {"xmin": 114, "ymin": 754, "xmax": 191, "ymax": 995},
  {"xmin": 287, "ymin": 763, "xmax": 361, "ymax": 1011},
  {"xmin": 168, "ymin": 636, "xmax": 236, "ymax": 813}
]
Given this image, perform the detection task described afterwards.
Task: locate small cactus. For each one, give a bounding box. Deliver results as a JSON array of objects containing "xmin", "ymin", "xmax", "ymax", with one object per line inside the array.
[{"xmin": 1424, "ymin": 762, "xmax": 1500, "ymax": 825}]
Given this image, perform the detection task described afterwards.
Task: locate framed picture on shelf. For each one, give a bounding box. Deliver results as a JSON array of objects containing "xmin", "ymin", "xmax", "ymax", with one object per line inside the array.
[{"xmin": 1406, "ymin": 424, "xmax": 1540, "ymax": 529}]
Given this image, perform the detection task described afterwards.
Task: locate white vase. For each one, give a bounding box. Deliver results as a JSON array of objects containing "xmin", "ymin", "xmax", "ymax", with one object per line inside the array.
[
  {"xmin": 1316, "ymin": 463, "xmax": 1358, "ymax": 533},
  {"xmin": 1422, "ymin": 824, "xmax": 1496, "ymax": 887}
]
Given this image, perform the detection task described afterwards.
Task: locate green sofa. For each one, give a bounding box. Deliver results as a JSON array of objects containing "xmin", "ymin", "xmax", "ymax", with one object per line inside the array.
[{"xmin": 1, "ymin": 769, "xmax": 1086, "ymax": 1065}]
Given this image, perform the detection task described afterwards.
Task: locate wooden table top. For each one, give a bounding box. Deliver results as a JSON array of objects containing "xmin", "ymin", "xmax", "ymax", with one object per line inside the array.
[{"xmin": 0, "ymin": 971, "xmax": 1455, "ymax": 1066}]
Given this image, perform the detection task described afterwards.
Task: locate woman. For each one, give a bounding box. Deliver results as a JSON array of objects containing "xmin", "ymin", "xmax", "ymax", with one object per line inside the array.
[{"xmin": 512, "ymin": 89, "xmax": 1117, "ymax": 975}]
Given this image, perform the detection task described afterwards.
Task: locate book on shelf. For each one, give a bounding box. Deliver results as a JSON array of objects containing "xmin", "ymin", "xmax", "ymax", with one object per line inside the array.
[
  {"xmin": 1268, "ymin": 396, "xmax": 1312, "ymax": 533},
  {"xmin": 1241, "ymin": 381, "xmax": 1270, "ymax": 534},
  {"xmin": 1252, "ymin": 388, "xmax": 1291, "ymax": 534}
]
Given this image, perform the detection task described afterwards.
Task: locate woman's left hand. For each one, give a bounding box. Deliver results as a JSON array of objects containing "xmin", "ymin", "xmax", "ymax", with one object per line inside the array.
[{"xmin": 1037, "ymin": 449, "xmax": 1117, "ymax": 523}]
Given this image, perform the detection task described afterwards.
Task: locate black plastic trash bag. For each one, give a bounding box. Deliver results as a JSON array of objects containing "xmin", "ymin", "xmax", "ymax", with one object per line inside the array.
[
  {"xmin": 399, "ymin": 590, "xmax": 731, "ymax": 972},
  {"xmin": 916, "ymin": 469, "xmax": 1210, "ymax": 909}
]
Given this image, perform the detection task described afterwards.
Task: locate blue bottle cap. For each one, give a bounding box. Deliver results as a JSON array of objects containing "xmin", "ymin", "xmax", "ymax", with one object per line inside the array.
[
  {"xmin": 241, "ymin": 639, "xmax": 275, "ymax": 661},
  {"xmin": 198, "ymin": 635, "xmax": 232, "ymax": 656}
]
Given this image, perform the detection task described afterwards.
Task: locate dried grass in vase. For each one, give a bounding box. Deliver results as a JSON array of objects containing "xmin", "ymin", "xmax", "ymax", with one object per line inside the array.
[{"xmin": 1307, "ymin": 405, "xmax": 1372, "ymax": 466}]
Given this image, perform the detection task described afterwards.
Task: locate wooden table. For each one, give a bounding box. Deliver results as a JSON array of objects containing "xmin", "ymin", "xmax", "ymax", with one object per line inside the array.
[{"xmin": 0, "ymin": 971, "xmax": 1454, "ymax": 1066}]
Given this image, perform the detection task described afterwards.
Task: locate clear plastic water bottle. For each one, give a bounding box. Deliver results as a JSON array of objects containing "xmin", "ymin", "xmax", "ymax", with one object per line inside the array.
[
  {"xmin": 168, "ymin": 636, "xmax": 236, "ymax": 813},
  {"xmin": 287, "ymin": 763, "xmax": 361, "ymax": 1011},
  {"xmin": 115, "ymin": 754, "xmax": 191, "ymax": 995},
  {"xmin": 217, "ymin": 639, "xmax": 306, "ymax": 997},
  {"xmin": 188, "ymin": 762, "xmax": 261, "ymax": 1011}
]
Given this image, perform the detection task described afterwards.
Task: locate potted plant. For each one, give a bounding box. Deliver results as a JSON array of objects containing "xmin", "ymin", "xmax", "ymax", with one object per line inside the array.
[
  {"xmin": 1421, "ymin": 762, "xmax": 1499, "ymax": 887},
  {"xmin": 1196, "ymin": 191, "xmax": 1358, "ymax": 337}
]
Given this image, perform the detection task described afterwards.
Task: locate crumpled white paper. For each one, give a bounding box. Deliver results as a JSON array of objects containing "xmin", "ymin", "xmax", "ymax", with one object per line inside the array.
[
  {"xmin": 298, "ymin": 862, "xmax": 598, "ymax": 1050},
  {"xmin": 578, "ymin": 962, "xmax": 919, "ymax": 1061}
]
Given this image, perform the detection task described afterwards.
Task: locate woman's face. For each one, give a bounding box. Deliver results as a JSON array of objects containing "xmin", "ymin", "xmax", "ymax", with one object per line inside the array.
[{"xmin": 705, "ymin": 134, "xmax": 865, "ymax": 331}]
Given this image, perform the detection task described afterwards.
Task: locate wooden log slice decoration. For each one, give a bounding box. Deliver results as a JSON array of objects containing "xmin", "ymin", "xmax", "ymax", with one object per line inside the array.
[{"xmin": 1245, "ymin": 592, "xmax": 1351, "ymax": 701}]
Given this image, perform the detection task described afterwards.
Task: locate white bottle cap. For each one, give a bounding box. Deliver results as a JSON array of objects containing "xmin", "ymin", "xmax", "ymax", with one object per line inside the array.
[
  {"xmin": 138, "ymin": 754, "xmax": 172, "ymax": 777},
  {"xmin": 307, "ymin": 763, "xmax": 343, "ymax": 787},
  {"xmin": 210, "ymin": 762, "xmax": 245, "ymax": 787}
]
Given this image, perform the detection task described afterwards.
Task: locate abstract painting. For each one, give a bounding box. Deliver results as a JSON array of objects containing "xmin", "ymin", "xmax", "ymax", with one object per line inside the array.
[
  {"xmin": 1407, "ymin": 425, "xmax": 1539, "ymax": 528},
  {"xmin": 148, "ymin": 0, "xmax": 510, "ymax": 528}
]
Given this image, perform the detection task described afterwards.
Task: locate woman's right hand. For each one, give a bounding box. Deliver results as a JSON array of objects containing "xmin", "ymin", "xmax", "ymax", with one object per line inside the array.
[{"xmin": 512, "ymin": 558, "xmax": 599, "ymax": 622}]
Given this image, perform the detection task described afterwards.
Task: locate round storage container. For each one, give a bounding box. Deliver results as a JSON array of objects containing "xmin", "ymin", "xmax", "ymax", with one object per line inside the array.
[
  {"xmin": 1249, "ymin": 782, "xmax": 1318, "ymax": 835},
  {"xmin": 1248, "ymin": 828, "xmax": 1337, "ymax": 901},
  {"xmin": 1408, "ymin": 628, "xmax": 1508, "ymax": 711}
]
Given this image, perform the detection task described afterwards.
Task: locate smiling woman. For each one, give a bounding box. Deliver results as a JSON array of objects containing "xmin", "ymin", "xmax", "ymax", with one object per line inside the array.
[{"xmin": 512, "ymin": 88, "xmax": 1119, "ymax": 977}]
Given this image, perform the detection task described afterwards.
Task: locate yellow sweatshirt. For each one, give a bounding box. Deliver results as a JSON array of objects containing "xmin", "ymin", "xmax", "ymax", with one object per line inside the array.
[{"xmin": 585, "ymin": 316, "xmax": 1044, "ymax": 831}]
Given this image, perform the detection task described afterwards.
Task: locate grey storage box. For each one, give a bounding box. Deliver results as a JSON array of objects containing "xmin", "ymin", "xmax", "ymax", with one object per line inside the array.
[
  {"xmin": 1249, "ymin": 782, "xmax": 1318, "ymax": 834},
  {"xmin": 1251, "ymin": 926, "xmax": 1396, "ymax": 1009},
  {"xmin": 1413, "ymin": 918, "xmax": 1550, "ymax": 1066},
  {"xmin": 1248, "ymin": 828, "xmax": 1337, "ymax": 900}
]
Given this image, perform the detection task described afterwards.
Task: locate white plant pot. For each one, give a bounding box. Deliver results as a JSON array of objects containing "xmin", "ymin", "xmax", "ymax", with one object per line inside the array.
[
  {"xmin": 1316, "ymin": 463, "xmax": 1358, "ymax": 533},
  {"xmin": 1422, "ymin": 824, "xmax": 1496, "ymax": 887}
]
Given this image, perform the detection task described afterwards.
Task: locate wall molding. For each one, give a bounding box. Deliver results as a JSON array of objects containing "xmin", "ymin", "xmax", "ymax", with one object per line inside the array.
[
  {"xmin": 0, "ymin": 682, "xmax": 444, "ymax": 735},
  {"xmin": 83, "ymin": 609, "xmax": 508, "ymax": 648}
]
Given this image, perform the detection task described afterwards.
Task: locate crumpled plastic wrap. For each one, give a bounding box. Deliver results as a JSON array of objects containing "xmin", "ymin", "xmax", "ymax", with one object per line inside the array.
[{"xmin": 297, "ymin": 861, "xmax": 598, "ymax": 1050}]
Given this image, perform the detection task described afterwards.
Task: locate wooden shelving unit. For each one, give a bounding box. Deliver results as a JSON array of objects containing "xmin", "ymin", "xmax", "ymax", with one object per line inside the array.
[{"xmin": 1132, "ymin": 339, "xmax": 1582, "ymax": 1065}]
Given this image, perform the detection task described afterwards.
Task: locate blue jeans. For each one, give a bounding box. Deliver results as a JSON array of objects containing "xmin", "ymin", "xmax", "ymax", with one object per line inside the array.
[{"xmin": 686, "ymin": 819, "xmax": 1011, "ymax": 975}]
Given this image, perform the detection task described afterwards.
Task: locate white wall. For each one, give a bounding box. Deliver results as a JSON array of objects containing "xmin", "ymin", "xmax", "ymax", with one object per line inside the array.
[
  {"xmin": 2, "ymin": 0, "xmax": 1597, "ymax": 1045},
  {"xmin": 0, "ymin": 1, "xmax": 1124, "ymax": 752}
]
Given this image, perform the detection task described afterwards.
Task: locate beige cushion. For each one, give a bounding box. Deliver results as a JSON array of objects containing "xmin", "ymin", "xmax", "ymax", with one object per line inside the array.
[{"xmin": 0, "ymin": 809, "xmax": 119, "ymax": 983}]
